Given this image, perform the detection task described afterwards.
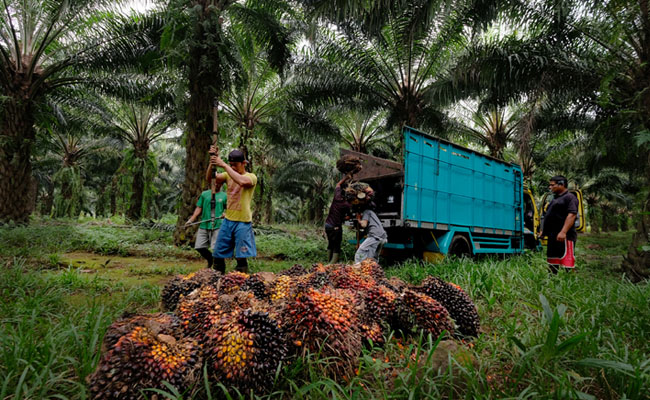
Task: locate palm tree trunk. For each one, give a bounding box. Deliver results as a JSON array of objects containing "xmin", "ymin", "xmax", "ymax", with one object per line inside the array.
[
  {"xmin": 41, "ymin": 179, "xmax": 55, "ymax": 216},
  {"xmin": 173, "ymin": 36, "xmax": 221, "ymax": 244},
  {"xmin": 110, "ymin": 175, "xmax": 118, "ymax": 216},
  {"xmin": 263, "ymin": 183, "xmax": 274, "ymax": 224},
  {"xmin": 621, "ymin": 151, "xmax": 650, "ymax": 282},
  {"xmin": 0, "ymin": 98, "xmax": 36, "ymax": 224},
  {"xmin": 127, "ymin": 146, "xmax": 148, "ymax": 221}
]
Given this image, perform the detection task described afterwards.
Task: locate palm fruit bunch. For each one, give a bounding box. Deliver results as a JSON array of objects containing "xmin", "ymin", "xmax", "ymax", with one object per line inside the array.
[
  {"xmin": 279, "ymin": 263, "xmax": 308, "ymax": 276},
  {"xmin": 361, "ymin": 285, "xmax": 398, "ymax": 323},
  {"xmin": 359, "ymin": 320, "xmax": 385, "ymax": 346},
  {"xmin": 304, "ymin": 270, "xmax": 330, "ymax": 290},
  {"xmin": 417, "ymin": 277, "xmax": 480, "ymax": 337},
  {"xmin": 161, "ymin": 268, "xmax": 221, "ymax": 311},
  {"xmin": 357, "ymin": 258, "xmax": 385, "ymax": 281},
  {"xmin": 176, "ymin": 285, "xmax": 226, "ymax": 338},
  {"xmin": 269, "ymin": 274, "xmax": 295, "ymax": 301},
  {"xmin": 329, "ymin": 265, "xmax": 376, "ymax": 290},
  {"xmin": 344, "ymin": 182, "xmax": 374, "ymax": 206},
  {"xmin": 217, "ymin": 271, "xmax": 249, "ymax": 294},
  {"xmin": 88, "ymin": 324, "xmax": 201, "ymax": 399},
  {"xmin": 336, "ymin": 154, "xmax": 362, "ymax": 175},
  {"xmin": 204, "ymin": 309, "xmax": 287, "ymax": 393},
  {"xmin": 394, "ymin": 289, "xmax": 454, "ymax": 339},
  {"xmin": 101, "ymin": 313, "xmax": 183, "ymax": 353},
  {"xmin": 282, "ymin": 287, "xmax": 362, "ymax": 378},
  {"xmin": 241, "ymin": 273, "xmax": 271, "ymax": 300}
]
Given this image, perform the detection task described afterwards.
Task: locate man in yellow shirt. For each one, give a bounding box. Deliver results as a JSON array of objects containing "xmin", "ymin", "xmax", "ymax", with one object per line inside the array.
[{"xmin": 207, "ymin": 148, "xmax": 257, "ymax": 273}]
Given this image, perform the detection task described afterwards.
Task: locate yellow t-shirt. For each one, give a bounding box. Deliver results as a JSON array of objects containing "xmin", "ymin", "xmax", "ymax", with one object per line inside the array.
[{"xmin": 217, "ymin": 171, "xmax": 257, "ymax": 222}]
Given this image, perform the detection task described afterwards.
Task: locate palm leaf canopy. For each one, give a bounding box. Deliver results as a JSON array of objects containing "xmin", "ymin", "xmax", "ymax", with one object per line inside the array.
[
  {"xmin": 294, "ymin": 0, "xmax": 482, "ymax": 137},
  {"xmin": 0, "ymin": 0, "xmax": 165, "ymax": 103}
]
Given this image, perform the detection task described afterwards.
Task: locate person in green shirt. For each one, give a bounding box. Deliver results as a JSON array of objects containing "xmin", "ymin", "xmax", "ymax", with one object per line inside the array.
[{"xmin": 186, "ymin": 179, "xmax": 227, "ymax": 269}]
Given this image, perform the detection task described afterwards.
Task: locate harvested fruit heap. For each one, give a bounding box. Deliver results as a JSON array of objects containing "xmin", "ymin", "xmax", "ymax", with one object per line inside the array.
[
  {"xmin": 91, "ymin": 259, "xmax": 481, "ymax": 398},
  {"xmin": 88, "ymin": 315, "xmax": 201, "ymax": 399}
]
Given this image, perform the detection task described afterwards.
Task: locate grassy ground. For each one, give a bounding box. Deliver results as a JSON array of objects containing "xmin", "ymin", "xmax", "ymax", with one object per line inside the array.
[{"xmin": 0, "ymin": 219, "xmax": 648, "ymax": 399}]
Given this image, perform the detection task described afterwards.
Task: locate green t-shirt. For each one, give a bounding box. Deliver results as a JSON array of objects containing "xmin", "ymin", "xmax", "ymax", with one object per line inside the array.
[{"xmin": 197, "ymin": 190, "xmax": 227, "ymax": 230}]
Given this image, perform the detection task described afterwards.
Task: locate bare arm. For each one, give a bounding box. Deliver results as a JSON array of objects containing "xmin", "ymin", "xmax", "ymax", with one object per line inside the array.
[
  {"xmin": 356, "ymin": 213, "xmax": 369, "ymax": 228},
  {"xmin": 556, "ymin": 213, "xmax": 576, "ymax": 241},
  {"xmin": 210, "ymin": 155, "xmax": 253, "ymax": 187},
  {"xmin": 186, "ymin": 206, "xmax": 203, "ymax": 225},
  {"xmin": 336, "ymin": 173, "xmax": 351, "ymax": 188}
]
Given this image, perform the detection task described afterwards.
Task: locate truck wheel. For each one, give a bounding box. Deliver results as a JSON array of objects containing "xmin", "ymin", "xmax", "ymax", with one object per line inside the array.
[{"xmin": 449, "ymin": 235, "xmax": 471, "ymax": 258}]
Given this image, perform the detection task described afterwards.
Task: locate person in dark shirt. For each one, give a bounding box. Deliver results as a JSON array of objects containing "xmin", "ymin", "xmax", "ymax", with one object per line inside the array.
[
  {"xmin": 540, "ymin": 175, "xmax": 579, "ymax": 273},
  {"xmin": 324, "ymin": 174, "xmax": 351, "ymax": 263}
]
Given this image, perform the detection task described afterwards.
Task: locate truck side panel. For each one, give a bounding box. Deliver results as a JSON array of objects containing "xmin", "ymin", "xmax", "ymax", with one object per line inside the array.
[{"xmin": 403, "ymin": 127, "xmax": 523, "ymax": 243}]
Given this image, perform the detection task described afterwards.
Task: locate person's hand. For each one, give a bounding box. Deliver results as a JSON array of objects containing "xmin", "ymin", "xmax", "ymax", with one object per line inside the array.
[
  {"xmin": 556, "ymin": 231, "xmax": 566, "ymax": 241},
  {"xmin": 210, "ymin": 154, "xmax": 227, "ymax": 168},
  {"xmin": 185, "ymin": 218, "xmax": 193, "ymax": 226},
  {"xmin": 209, "ymin": 145, "xmax": 218, "ymax": 155}
]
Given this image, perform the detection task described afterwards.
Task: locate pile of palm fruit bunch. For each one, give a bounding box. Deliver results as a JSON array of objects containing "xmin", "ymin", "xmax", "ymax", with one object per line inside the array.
[{"xmin": 89, "ymin": 259, "xmax": 480, "ymax": 398}]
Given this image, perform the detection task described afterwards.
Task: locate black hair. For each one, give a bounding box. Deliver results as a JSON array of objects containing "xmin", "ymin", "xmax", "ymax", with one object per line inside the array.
[{"xmin": 550, "ymin": 175, "xmax": 567, "ymax": 187}]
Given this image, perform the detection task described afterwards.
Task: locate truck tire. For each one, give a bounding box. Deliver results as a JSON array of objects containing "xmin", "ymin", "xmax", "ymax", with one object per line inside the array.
[{"xmin": 448, "ymin": 235, "xmax": 471, "ymax": 258}]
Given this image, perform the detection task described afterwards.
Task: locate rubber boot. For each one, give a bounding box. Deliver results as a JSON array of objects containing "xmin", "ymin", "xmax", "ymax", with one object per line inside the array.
[
  {"xmin": 327, "ymin": 250, "xmax": 333, "ymax": 263},
  {"xmin": 235, "ymin": 258, "xmax": 248, "ymax": 273},
  {"xmin": 330, "ymin": 252, "xmax": 340, "ymax": 264},
  {"xmin": 197, "ymin": 248, "xmax": 213, "ymax": 269},
  {"xmin": 213, "ymin": 257, "xmax": 226, "ymax": 274}
]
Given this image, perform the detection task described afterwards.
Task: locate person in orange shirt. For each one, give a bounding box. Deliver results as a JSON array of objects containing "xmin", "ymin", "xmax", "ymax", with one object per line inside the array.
[{"xmin": 207, "ymin": 148, "xmax": 257, "ymax": 273}]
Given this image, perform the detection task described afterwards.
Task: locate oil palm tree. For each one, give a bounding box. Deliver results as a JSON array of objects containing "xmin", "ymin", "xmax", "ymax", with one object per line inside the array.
[
  {"xmin": 0, "ymin": 0, "xmax": 164, "ymax": 223},
  {"xmin": 332, "ymin": 110, "xmax": 394, "ymax": 155},
  {"xmin": 161, "ymin": 0, "xmax": 297, "ymax": 244},
  {"xmin": 294, "ymin": 4, "xmax": 465, "ymax": 147},
  {"xmin": 293, "ymin": 0, "xmax": 506, "ymax": 150},
  {"xmin": 451, "ymin": 102, "xmax": 523, "ymax": 159},
  {"xmin": 96, "ymin": 101, "xmax": 175, "ymax": 220}
]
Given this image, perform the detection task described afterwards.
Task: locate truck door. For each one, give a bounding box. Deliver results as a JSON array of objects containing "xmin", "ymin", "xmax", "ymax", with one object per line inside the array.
[{"xmin": 523, "ymin": 188, "xmax": 540, "ymax": 249}]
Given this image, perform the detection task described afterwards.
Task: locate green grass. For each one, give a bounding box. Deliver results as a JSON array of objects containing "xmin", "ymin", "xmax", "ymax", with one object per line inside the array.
[{"xmin": 0, "ymin": 220, "xmax": 648, "ymax": 399}]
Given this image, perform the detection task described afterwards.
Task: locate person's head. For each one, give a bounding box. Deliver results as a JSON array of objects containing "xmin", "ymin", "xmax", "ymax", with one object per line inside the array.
[
  {"xmin": 549, "ymin": 175, "xmax": 568, "ymax": 194},
  {"xmin": 210, "ymin": 179, "xmax": 223, "ymax": 192},
  {"xmin": 227, "ymin": 149, "xmax": 247, "ymax": 173}
]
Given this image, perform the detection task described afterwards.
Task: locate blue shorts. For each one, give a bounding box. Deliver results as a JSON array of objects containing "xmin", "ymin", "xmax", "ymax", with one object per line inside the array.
[{"xmin": 213, "ymin": 219, "xmax": 257, "ymax": 258}]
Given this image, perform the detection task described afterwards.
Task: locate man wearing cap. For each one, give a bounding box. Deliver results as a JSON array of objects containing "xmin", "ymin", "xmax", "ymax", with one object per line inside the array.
[{"xmin": 207, "ymin": 147, "xmax": 257, "ymax": 273}]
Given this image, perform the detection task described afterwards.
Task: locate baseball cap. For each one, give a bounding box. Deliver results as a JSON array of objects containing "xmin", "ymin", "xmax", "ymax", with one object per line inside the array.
[{"xmin": 228, "ymin": 149, "xmax": 245, "ymax": 163}]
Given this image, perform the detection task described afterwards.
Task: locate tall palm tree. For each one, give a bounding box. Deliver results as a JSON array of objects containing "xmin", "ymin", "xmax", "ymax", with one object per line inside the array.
[
  {"xmin": 294, "ymin": 3, "xmax": 469, "ymax": 147},
  {"xmin": 98, "ymin": 102, "xmax": 175, "ymax": 220},
  {"xmin": 332, "ymin": 110, "xmax": 394, "ymax": 155},
  {"xmin": 50, "ymin": 134, "xmax": 90, "ymax": 218},
  {"xmin": 451, "ymin": 102, "xmax": 523, "ymax": 159},
  {"xmin": 161, "ymin": 0, "xmax": 296, "ymax": 244},
  {"xmin": 0, "ymin": 0, "xmax": 162, "ymax": 223}
]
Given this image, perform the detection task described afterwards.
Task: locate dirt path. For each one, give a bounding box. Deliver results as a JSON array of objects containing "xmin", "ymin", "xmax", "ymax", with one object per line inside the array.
[{"xmin": 60, "ymin": 251, "xmax": 207, "ymax": 286}]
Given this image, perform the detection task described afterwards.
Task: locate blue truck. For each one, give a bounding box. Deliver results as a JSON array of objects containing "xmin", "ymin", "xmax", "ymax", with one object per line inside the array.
[{"xmin": 343, "ymin": 126, "xmax": 540, "ymax": 261}]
